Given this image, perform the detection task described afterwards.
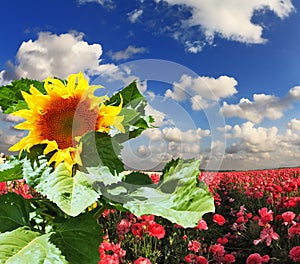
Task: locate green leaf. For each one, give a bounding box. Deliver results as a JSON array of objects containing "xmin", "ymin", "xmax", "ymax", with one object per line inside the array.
[
  {"xmin": 0, "ymin": 79, "xmax": 45, "ymax": 114},
  {"xmin": 108, "ymin": 81, "xmax": 145, "ymax": 108},
  {"xmin": 23, "ymin": 156, "xmax": 52, "ymax": 188},
  {"xmin": 124, "ymin": 171, "xmax": 153, "ymax": 185},
  {"xmin": 35, "ymin": 164, "xmax": 99, "ymax": 217},
  {"xmin": 0, "ymin": 227, "xmax": 68, "ymax": 263},
  {"xmin": 79, "ymin": 131, "xmax": 124, "ymax": 174},
  {"xmin": 108, "ymin": 81, "xmax": 154, "ymax": 143},
  {"xmin": 0, "ymin": 157, "xmax": 23, "ymax": 182},
  {"xmin": 0, "ymin": 193, "xmax": 31, "ymax": 233},
  {"xmin": 85, "ymin": 159, "xmax": 215, "ymax": 228},
  {"xmin": 50, "ymin": 214, "xmax": 102, "ymax": 264}
]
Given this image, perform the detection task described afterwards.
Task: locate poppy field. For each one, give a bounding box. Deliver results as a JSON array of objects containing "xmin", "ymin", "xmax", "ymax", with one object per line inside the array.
[{"xmin": 96, "ymin": 167, "xmax": 300, "ymax": 263}]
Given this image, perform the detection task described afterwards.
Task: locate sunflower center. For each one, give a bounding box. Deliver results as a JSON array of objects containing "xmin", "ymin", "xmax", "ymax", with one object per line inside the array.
[{"xmin": 39, "ymin": 97, "xmax": 98, "ymax": 149}]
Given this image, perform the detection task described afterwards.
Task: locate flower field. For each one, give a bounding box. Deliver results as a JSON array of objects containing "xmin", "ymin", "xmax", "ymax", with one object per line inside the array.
[
  {"xmin": 95, "ymin": 167, "xmax": 300, "ymax": 263},
  {"xmin": 0, "ymin": 167, "xmax": 300, "ymax": 263}
]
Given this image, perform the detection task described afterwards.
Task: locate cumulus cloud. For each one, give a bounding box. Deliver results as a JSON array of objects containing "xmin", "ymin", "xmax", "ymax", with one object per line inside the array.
[
  {"xmin": 221, "ymin": 86, "xmax": 300, "ymax": 123},
  {"xmin": 127, "ymin": 9, "xmax": 144, "ymax": 23},
  {"xmin": 137, "ymin": 126, "xmax": 210, "ymax": 166},
  {"xmin": 10, "ymin": 31, "xmax": 102, "ymax": 80},
  {"xmin": 165, "ymin": 74, "xmax": 238, "ymax": 109},
  {"xmin": 108, "ymin": 45, "xmax": 148, "ymax": 61},
  {"xmin": 215, "ymin": 119, "xmax": 300, "ymax": 170},
  {"xmin": 159, "ymin": 0, "xmax": 294, "ymax": 48}
]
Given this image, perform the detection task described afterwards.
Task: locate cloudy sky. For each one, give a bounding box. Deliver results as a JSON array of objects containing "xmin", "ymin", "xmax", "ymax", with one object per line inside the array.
[{"xmin": 1, "ymin": 0, "xmax": 300, "ymax": 171}]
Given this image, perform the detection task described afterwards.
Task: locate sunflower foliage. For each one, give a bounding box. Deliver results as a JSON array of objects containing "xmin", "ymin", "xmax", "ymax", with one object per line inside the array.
[{"xmin": 0, "ymin": 74, "xmax": 214, "ymax": 263}]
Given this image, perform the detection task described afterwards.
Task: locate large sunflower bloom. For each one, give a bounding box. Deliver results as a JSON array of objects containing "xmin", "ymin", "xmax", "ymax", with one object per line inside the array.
[{"xmin": 9, "ymin": 72, "xmax": 124, "ymax": 173}]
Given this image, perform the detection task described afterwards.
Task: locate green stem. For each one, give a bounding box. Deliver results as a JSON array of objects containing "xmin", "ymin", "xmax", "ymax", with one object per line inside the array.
[{"xmin": 93, "ymin": 204, "xmax": 107, "ymax": 220}]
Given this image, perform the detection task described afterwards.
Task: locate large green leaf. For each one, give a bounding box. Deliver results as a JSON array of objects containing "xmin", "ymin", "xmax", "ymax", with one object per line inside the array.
[
  {"xmin": 50, "ymin": 214, "xmax": 102, "ymax": 264},
  {"xmin": 0, "ymin": 193, "xmax": 31, "ymax": 233},
  {"xmin": 79, "ymin": 131, "xmax": 124, "ymax": 174},
  {"xmin": 22, "ymin": 156, "xmax": 52, "ymax": 188},
  {"xmin": 0, "ymin": 227, "xmax": 68, "ymax": 263},
  {"xmin": 84, "ymin": 159, "xmax": 215, "ymax": 228},
  {"xmin": 35, "ymin": 164, "xmax": 99, "ymax": 217},
  {"xmin": 0, "ymin": 157, "xmax": 23, "ymax": 182},
  {"xmin": 0, "ymin": 79, "xmax": 45, "ymax": 114}
]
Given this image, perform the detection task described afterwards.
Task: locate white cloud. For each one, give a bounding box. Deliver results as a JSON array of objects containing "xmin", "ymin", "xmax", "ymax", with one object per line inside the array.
[
  {"xmin": 108, "ymin": 45, "xmax": 147, "ymax": 61},
  {"xmin": 144, "ymin": 104, "xmax": 166, "ymax": 127},
  {"xmin": 78, "ymin": 0, "xmax": 115, "ymax": 8},
  {"xmin": 14, "ymin": 31, "xmax": 103, "ymax": 80},
  {"xmin": 0, "ymin": 70, "xmax": 11, "ymax": 86},
  {"xmin": 165, "ymin": 74, "xmax": 238, "ymax": 110},
  {"xmin": 160, "ymin": 0, "xmax": 295, "ymax": 47},
  {"xmin": 127, "ymin": 9, "xmax": 144, "ymax": 23},
  {"xmin": 221, "ymin": 86, "xmax": 300, "ymax": 123},
  {"xmin": 287, "ymin": 118, "xmax": 300, "ymax": 132}
]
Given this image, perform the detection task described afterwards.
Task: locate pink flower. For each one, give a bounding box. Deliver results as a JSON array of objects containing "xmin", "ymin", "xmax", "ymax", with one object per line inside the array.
[
  {"xmin": 282, "ymin": 211, "xmax": 296, "ymax": 226},
  {"xmin": 253, "ymin": 226, "xmax": 279, "ymax": 246},
  {"xmin": 147, "ymin": 221, "xmax": 165, "ymax": 239},
  {"xmin": 258, "ymin": 208, "xmax": 273, "ymax": 226},
  {"xmin": 188, "ymin": 240, "xmax": 200, "ymax": 253},
  {"xmin": 134, "ymin": 257, "xmax": 151, "ymax": 264},
  {"xmin": 116, "ymin": 219, "xmax": 131, "ymax": 236},
  {"xmin": 213, "ymin": 214, "xmax": 226, "ymax": 226},
  {"xmin": 290, "ymin": 246, "xmax": 300, "ymax": 262},
  {"xmin": 196, "ymin": 219, "xmax": 208, "ymax": 230}
]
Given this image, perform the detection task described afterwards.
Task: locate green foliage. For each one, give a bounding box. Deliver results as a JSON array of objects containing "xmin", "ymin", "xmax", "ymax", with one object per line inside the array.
[
  {"xmin": 0, "ymin": 157, "xmax": 23, "ymax": 182},
  {"xmin": 23, "ymin": 156, "xmax": 52, "ymax": 188},
  {"xmin": 36, "ymin": 163, "xmax": 99, "ymax": 217},
  {"xmin": 0, "ymin": 227, "xmax": 68, "ymax": 263},
  {"xmin": 123, "ymin": 171, "xmax": 153, "ymax": 185},
  {"xmin": 0, "ymin": 79, "xmax": 45, "ymax": 114},
  {"xmin": 79, "ymin": 131, "xmax": 124, "ymax": 174},
  {"xmin": 50, "ymin": 214, "xmax": 102, "ymax": 264},
  {"xmin": 0, "ymin": 193, "xmax": 31, "ymax": 233},
  {"xmin": 108, "ymin": 81, "xmax": 154, "ymax": 143},
  {"xmin": 84, "ymin": 159, "xmax": 215, "ymax": 228}
]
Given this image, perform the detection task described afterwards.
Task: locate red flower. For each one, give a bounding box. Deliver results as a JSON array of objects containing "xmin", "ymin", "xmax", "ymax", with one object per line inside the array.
[
  {"xmin": 246, "ymin": 253, "xmax": 263, "ymax": 264},
  {"xmin": 188, "ymin": 240, "xmax": 200, "ymax": 253},
  {"xmin": 209, "ymin": 244, "xmax": 225, "ymax": 257},
  {"xmin": 289, "ymin": 223, "xmax": 300, "ymax": 238},
  {"xmin": 147, "ymin": 221, "xmax": 165, "ymax": 239},
  {"xmin": 196, "ymin": 219, "xmax": 208, "ymax": 230},
  {"xmin": 139, "ymin": 215, "xmax": 155, "ymax": 223},
  {"xmin": 116, "ymin": 219, "xmax": 131, "ymax": 236},
  {"xmin": 134, "ymin": 257, "xmax": 151, "ymax": 264},
  {"xmin": 258, "ymin": 208, "xmax": 273, "ymax": 226},
  {"xmin": 195, "ymin": 256, "xmax": 208, "ymax": 264},
  {"xmin": 224, "ymin": 253, "xmax": 236, "ymax": 263},
  {"xmin": 281, "ymin": 211, "xmax": 296, "ymax": 226},
  {"xmin": 131, "ymin": 223, "xmax": 144, "ymax": 238},
  {"xmin": 261, "ymin": 255, "xmax": 270, "ymax": 263},
  {"xmin": 149, "ymin": 173, "xmax": 160, "ymax": 184},
  {"xmin": 290, "ymin": 246, "xmax": 300, "ymax": 262},
  {"xmin": 213, "ymin": 214, "xmax": 226, "ymax": 226},
  {"xmin": 217, "ymin": 237, "xmax": 228, "ymax": 245}
]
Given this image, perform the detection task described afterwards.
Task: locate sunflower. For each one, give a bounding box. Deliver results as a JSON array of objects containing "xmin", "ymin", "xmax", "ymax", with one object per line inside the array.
[{"xmin": 9, "ymin": 72, "xmax": 124, "ymax": 174}]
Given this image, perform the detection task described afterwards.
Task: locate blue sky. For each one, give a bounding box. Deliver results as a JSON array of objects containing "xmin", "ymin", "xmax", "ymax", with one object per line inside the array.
[{"xmin": 1, "ymin": 0, "xmax": 300, "ymax": 171}]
